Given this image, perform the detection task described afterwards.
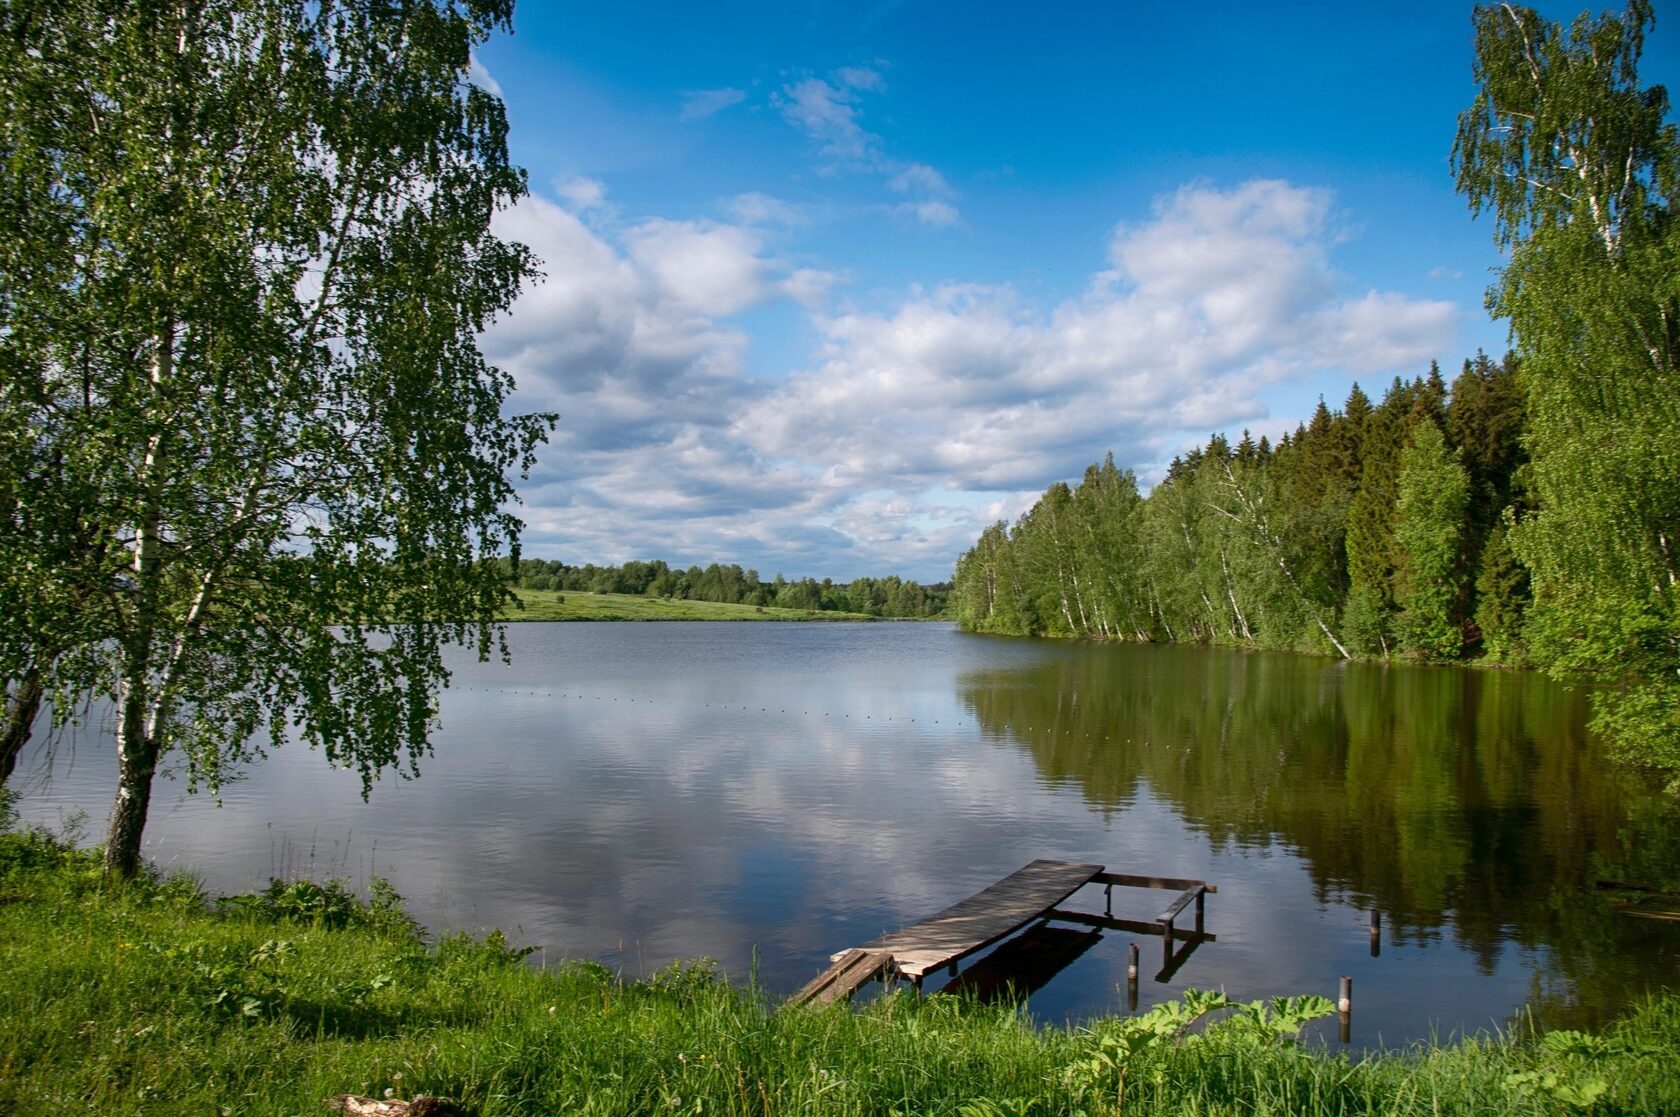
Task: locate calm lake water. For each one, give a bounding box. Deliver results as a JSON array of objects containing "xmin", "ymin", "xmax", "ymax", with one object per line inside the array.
[{"xmin": 13, "ymin": 622, "xmax": 1680, "ymax": 1045}]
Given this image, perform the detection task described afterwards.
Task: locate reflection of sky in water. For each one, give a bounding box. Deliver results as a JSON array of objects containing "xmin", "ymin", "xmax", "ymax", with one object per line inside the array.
[{"xmin": 13, "ymin": 622, "xmax": 1678, "ymax": 1046}]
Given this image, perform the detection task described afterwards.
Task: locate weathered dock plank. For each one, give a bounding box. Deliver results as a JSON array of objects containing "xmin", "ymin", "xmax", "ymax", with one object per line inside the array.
[
  {"xmin": 1095, "ymin": 872, "xmax": 1212, "ymax": 893},
  {"xmin": 1042, "ymin": 907, "xmax": 1219, "ymax": 943},
  {"xmin": 786, "ymin": 948, "xmax": 896, "ymax": 1008},
  {"xmin": 1158, "ymin": 886, "xmax": 1205, "ymax": 924},
  {"xmin": 836, "ymin": 859, "xmax": 1104, "ymax": 979}
]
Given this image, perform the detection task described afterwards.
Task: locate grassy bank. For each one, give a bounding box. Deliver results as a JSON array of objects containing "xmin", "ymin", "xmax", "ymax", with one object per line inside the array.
[
  {"xmin": 503, "ymin": 589, "xmax": 881, "ymax": 622},
  {"xmin": 3, "ymin": 827, "xmax": 1677, "ymax": 1116}
]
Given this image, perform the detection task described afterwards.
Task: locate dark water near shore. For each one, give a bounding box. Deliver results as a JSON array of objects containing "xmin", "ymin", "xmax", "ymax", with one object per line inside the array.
[{"xmin": 13, "ymin": 622, "xmax": 1680, "ymax": 1045}]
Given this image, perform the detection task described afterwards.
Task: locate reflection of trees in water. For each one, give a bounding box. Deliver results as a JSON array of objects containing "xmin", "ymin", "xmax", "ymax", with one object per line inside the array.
[{"xmin": 957, "ymin": 644, "xmax": 1680, "ymax": 1030}]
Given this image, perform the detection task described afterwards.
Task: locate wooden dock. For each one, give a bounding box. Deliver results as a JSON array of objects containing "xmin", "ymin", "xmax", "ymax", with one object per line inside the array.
[{"xmin": 786, "ymin": 859, "xmax": 1215, "ymax": 1008}]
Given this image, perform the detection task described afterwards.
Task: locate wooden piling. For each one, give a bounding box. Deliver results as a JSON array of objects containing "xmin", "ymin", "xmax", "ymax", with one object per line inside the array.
[
  {"xmin": 1369, "ymin": 909, "xmax": 1381, "ymax": 957},
  {"xmin": 1127, "ymin": 942, "xmax": 1139, "ymax": 1010},
  {"xmin": 1338, "ymin": 975, "xmax": 1352, "ymax": 1043}
]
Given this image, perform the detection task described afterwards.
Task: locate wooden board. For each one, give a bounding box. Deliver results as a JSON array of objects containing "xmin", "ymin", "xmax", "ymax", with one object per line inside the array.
[
  {"xmin": 836, "ymin": 860, "xmax": 1104, "ymax": 978},
  {"xmin": 1158, "ymin": 886, "xmax": 1205, "ymax": 923},
  {"xmin": 1095, "ymin": 872, "xmax": 1216, "ymax": 893},
  {"xmin": 785, "ymin": 948, "xmax": 896, "ymax": 1008},
  {"xmin": 1043, "ymin": 907, "xmax": 1218, "ymax": 943}
]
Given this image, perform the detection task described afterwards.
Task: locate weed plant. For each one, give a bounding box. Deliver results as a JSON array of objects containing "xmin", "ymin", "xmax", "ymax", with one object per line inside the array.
[{"xmin": 2, "ymin": 818, "xmax": 1677, "ymax": 1115}]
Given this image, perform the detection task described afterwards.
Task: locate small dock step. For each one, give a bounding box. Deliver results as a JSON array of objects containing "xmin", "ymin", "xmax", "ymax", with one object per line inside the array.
[
  {"xmin": 786, "ymin": 948, "xmax": 896, "ymax": 1008},
  {"xmin": 840, "ymin": 859, "xmax": 1104, "ymax": 980}
]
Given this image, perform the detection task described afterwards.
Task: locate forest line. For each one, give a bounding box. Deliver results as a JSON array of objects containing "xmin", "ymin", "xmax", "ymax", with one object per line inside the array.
[
  {"xmin": 505, "ymin": 557, "xmax": 950, "ymax": 619},
  {"xmin": 952, "ymin": 353, "xmax": 1525, "ymax": 663}
]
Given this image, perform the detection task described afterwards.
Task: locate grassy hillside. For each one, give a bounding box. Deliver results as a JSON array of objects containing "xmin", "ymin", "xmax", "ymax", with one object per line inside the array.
[
  {"xmin": 503, "ymin": 589, "xmax": 879, "ymax": 622},
  {"xmin": 3, "ymin": 821, "xmax": 1678, "ymax": 1116}
]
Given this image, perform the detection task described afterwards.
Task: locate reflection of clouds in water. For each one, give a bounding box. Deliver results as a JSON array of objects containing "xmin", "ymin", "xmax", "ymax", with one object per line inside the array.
[{"xmin": 11, "ymin": 622, "xmax": 1657, "ymax": 1042}]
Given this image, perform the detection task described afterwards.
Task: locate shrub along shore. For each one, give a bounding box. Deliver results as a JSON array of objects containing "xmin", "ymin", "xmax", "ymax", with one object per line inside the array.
[{"xmin": 3, "ymin": 823, "xmax": 1677, "ymax": 1116}]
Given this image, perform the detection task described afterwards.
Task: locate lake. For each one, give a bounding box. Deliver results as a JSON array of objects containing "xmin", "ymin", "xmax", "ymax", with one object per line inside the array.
[{"xmin": 12, "ymin": 621, "xmax": 1680, "ymax": 1045}]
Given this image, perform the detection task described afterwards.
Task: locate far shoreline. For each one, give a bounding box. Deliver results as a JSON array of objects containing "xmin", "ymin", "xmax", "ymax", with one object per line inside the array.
[{"xmin": 502, "ymin": 589, "xmax": 946, "ymax": 623}]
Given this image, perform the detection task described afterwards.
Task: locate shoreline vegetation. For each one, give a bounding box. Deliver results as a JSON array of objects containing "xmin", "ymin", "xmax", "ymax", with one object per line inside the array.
[
  {"xmin": 951, "ymin": 354, "xmax": 1678, "ymax": 789},
  {"xmin": 501, "ymin": 559, "xmax": 950, "ymax": 620},
  {"xmin": 951, "ymin": 362, "xmax": 1524, "ymax": 661},
  {"xmin": 3, "ymin": 824, "xmax": 1678, "ymax": 1116},
  {"xmin": 502, "ymin": 589, "xmax": 888, "ymax": 623}
]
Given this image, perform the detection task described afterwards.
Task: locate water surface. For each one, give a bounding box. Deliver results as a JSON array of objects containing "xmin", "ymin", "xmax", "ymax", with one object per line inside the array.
[{"xmin": 14, "ymin": 622, "xmax": 1679, "ymax": 1045}]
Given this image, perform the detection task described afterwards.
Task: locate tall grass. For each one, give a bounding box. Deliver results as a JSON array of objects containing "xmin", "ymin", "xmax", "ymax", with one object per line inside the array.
[{"xmin": 2, "ymin": 821, "xmax": 1675, "ymax": 1115}]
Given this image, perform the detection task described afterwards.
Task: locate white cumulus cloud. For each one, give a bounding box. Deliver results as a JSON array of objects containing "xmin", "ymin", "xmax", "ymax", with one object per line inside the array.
[
  {"xmin": 467, "ymin": 52, "xmax": 503, "ymax": 97},
  {"xmin": 557, "ymin": 176, "xmax": 609, "ymax": 212},
  {"xmin": 625, "ymin": 219, "xmax": 770, "ymax": 318},
  {"xmin": 774, "ymin": 67, "xmax": 963, "ymax": 230},
  {"xmin": 489, "ymin": 180, "xmax": 1459, "ymax": 580},
  {"xmin": 776, "ymin": 74, "xmax": 879, "ymax": 166}
]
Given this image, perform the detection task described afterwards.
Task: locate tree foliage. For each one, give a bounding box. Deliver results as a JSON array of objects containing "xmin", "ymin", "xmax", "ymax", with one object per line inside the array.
[
  {"xmin": 502, "ymin": 557, "xmax": 950, "ymax": 618},
  {"xmin": 1395, "ymin": 419, "xmax": 1471, "ymax": 660},
  {"xmin": 0, "ymin": 0, "xmax": 552, "ymax": 875},
  {"xmin": 954, "ymin": 364, "xmax": 1524, "ymax": 666},
  {"xmin": 1454, "ymin": 0, "xmax": 1680, "ymax": 782}
]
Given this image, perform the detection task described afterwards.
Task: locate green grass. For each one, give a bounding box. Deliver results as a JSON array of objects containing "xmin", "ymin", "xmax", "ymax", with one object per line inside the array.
[
  {"xmin": 503, "ymin": 589, "xmax": 881, "ymax": 622},
  {"xmin": 3, "ymin": 824, "xmax": 1678, "ymax": 1116}
]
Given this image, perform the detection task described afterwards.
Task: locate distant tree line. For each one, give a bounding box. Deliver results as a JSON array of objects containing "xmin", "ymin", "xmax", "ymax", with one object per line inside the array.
[
  {"xmin": 954, "ymin": 355, "xmax": 1527, "ymax": 663},
  {"xmin": 503, "ymin": 558, "xmax": 949, "ymax": 619}
]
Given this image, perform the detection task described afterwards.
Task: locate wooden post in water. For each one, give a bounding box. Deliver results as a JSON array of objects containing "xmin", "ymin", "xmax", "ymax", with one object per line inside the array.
[
  {"xmin": 1369, "ymin": 909, "xmax": 1381, "ymax": 957},
  {"xmin": 1338, "ymin": 975, "xmax": 1352, "ymax": 1044},
  {"xmin": 1126, "ymin": 942, "xmax": 1139, "ymax": 1010}
]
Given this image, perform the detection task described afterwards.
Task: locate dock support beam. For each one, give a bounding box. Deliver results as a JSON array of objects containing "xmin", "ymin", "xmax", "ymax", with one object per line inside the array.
[{"xmin": 785, "ymin": 949, "xmax": 896, "ymax": 1009}]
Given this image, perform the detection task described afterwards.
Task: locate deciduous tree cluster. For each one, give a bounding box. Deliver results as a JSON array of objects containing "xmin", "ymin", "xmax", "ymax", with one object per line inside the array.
[{"xmin": 953, "ymin": 357, "xmax": 1526, "ymax": 664}]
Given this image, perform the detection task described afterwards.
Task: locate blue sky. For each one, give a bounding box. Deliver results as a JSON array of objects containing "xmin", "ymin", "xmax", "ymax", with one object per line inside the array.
[{"xmin": 472, "ymin": 2, "xmax": 1679, "ymax": 583}]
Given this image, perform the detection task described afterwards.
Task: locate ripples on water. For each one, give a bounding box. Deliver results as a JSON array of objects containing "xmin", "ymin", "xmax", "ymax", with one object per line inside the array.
[{"xmin": 13, "ymin": 621, "xmax": 1680, "ymax": 1045}]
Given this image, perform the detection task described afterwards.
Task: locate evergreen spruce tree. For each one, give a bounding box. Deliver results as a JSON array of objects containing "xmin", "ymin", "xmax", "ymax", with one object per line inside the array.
[
  {"xmin": 1474, "ymin": 520, "xmax": 1531, "ymax": 662},
  {"xmin": 1344, "ymin": 377, "xmax": 1420, "ymax": 655},
  {"xmin": 1395, "ymin": 421, "xmax": 1471, "ymax": 659}
]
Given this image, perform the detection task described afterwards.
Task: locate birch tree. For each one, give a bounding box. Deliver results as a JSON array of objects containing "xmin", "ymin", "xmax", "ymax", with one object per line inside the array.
[
  {"xmin": 0, "ymin": 0, "xmax": 552, "ymax": 876},
  {"xmin": 1454, "ymin": 0, "xmax": 1680, "ymax": 783}
]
